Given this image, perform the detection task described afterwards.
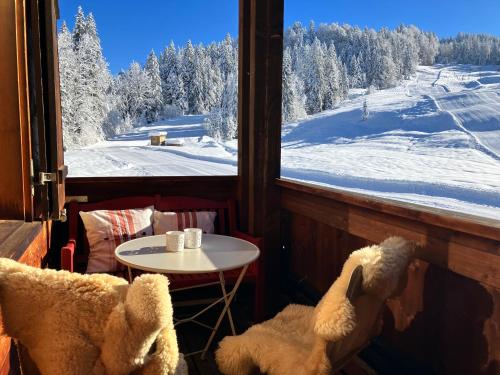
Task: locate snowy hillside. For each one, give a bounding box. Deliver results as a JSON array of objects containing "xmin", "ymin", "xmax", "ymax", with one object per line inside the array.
[{"xmin": 66, "ymin": 65, "xmax": 500, "ymax": 220}]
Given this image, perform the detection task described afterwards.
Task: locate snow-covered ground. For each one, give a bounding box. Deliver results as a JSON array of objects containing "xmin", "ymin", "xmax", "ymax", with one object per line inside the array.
[
  {"xmin": 66, "ymin": 65, "xmax": 500, "ymax": 220},
  {"xmin": 65, "ymin": 115, "xmax": 238, "ymax": 176}
]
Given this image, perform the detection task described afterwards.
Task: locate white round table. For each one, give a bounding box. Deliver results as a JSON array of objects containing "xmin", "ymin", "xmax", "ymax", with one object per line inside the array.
[
  {"xmin": 115, "ymin": 234, "xmax": 259, "ymax": 274},
  {"xmin": 115, "ymin": 234, "xmax": 260, "ymax": 358}
]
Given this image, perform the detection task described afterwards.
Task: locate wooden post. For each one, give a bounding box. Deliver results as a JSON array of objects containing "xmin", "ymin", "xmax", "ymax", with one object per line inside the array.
[{"xmin": 238, "ymin": 0, "xmax": 284, "ymax": 315}]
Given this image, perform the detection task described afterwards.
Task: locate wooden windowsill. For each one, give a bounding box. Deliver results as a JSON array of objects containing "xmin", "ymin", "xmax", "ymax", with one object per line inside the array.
[
  {"xmin": 276, "ymin": 178, "xmax": 500, "ymax": 241},
  {"xmin": 0, "ymin": 221, "xmax": 43, "ymax": 260}
]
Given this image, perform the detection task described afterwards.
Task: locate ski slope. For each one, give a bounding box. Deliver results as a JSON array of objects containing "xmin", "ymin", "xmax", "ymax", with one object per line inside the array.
[{"xmin": 66, "ymin": 65, "xmax": 500, "ymax": 220}]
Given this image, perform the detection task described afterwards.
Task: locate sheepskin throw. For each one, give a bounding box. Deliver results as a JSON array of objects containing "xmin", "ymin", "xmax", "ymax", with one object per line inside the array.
[
  {"xmin": 216, "ymin": 237, "xmax": 414, "ymax": 375},
  {"xmin": 0, "ymin": 258, "xmax": 187, "ymax": 375}
]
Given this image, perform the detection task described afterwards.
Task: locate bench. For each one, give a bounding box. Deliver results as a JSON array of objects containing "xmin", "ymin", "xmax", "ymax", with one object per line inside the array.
[{"xmin": 61, "ymin": 195, "xmax": 264, "ymax": 320}]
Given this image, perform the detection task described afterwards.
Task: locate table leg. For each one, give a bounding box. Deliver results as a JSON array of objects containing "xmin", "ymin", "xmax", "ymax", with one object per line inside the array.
[
  {"xmin": 201, "ymin": 264, "xmax": 249, "ymax": 359},
  {"xmin": 127, "ymin": 266, "xmax": 133, "ymax": 283},
  {"xmin": 218, "ymin": 272, "xmax": 236, "ymax": 335}
]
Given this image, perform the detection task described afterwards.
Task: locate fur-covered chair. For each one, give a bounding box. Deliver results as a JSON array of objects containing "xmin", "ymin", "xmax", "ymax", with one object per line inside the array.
[
  {"xmin": 0, "ymin": 258, "xmax": 188, "ymax": 375},
  {"xmin": 215, "ymin": 237, "xmax": 415, "ymax": 375}
]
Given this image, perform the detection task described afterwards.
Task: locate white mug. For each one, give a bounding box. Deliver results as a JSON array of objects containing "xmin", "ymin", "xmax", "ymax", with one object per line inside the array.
[
  {"xmin": 165, "ymin": 231, "xmax": 185, "ymax": 252},
  {"xmin": 184, "ymin": 228, "xmax": 202, "ymax": 249}
]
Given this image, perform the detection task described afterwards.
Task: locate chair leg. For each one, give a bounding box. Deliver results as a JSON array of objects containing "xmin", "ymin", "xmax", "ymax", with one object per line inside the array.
[
  {"xmin": 14, "ymin": 340, "xmax": 41, "ymax": 375},
  {"xmin": 127, "ymin": 267, "xmax": 133, "ymax": 283}
]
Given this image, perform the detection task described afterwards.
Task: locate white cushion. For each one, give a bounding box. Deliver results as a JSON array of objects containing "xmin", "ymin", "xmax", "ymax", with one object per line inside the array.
[
  {"xmin": 153, "ymin": 210, "xmax": 217, "ymax": 235},
  {"xmin": 80, "ymin": 206, "xmax": 154, "ymax": 273}
]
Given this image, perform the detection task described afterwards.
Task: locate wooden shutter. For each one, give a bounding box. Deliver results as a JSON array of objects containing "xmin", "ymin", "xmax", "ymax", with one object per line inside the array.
[{"xmin": 27, "ymin": 0, "xmax": 66, "ymax": 221}]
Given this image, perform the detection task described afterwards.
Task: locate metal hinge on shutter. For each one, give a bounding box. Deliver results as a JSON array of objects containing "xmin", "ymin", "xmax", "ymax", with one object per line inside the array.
[
  {"xmin": 39, "ymin": 172, "xmax": 57, "ymax": 184},
  {"xmin": 38, "ymin": 165, "xmax": 68, "ymax": 186},
  {"xmin": 37, "ymin": 166, "xmax": 68, "ymax": 222},
  {"xmin": 56, "ymin": 208, "xmax": 67, "ymax": 222}
]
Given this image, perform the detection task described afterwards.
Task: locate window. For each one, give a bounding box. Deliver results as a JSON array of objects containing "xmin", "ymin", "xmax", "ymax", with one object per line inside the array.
[
  {"xmin": 57, "ymin": 1, "xmax": 238, "ymax": 177},
  {"xmin": 280, "ymin": 0, "xmax": 500, "ymax": 220}
]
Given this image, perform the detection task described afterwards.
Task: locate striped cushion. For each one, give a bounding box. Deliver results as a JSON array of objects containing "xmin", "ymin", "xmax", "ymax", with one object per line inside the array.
[
  {"xmin": 80, "ymin": 206, "xmax": 154, "ymax": 273},
  {"xmin": 153, "ymin": 210, "xmax": 217, "ymax": 235}
]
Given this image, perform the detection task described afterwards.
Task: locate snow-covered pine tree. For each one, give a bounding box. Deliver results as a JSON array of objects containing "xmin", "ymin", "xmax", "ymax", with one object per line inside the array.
[
  {"xmin": 204, "ymin": 109, "xmax": 224, "ymax": 140},
  {"xmin": 144, "ymin": 50, "xmax": 163, "ymax": 123},
  {"xmin": 221, "ymin": 72, "xmax": 238, "ymax": 139},
  {"xmin": 371, "ymin": 35, "xmax": 397, "ymax": 90},
  {"xmin": 205, "ymin": 72, "xmax": 238, "ymax": 140},
  {"xmin": 322, "ymin": 43, "xmax": 341, "ymax": 110},
  {"xmin": 115, "ymin": 62, "xmax": 152, "ymax": 123},
  {"xmin": 167, "ymin": 68, "xmax": 188, "ymax": 114},
  {"xmin": 72, "ymin": 6, "xmax": 86, "ymax": 47},
  {"xmin": 401, "ymin": 37, "xmax": 419, "ymax": 79},
  {"xmin": 286, "ymin": 22, "xmax": 305, "ymax": 71},
  {"xmin": 339, "ymin": 62, "xmax": 349, "ymax": 99},
  {"xmin": 181, "ymin": 40, "xmax": 197, "ymax": 113},
  {"xmin": 160, "ymin": 45, "xmax": 187, "ymax": 114},
  {"xmin": 362, "ymin": 98, "xmax": 369, "ymax": 121},
  {"xmin": 159, "ymin": 41, "xmax": 177, "ymax": 104},
  {"xmin": 219, "ymin": 33, "xmax": 237, "ymax": 79},
  {"xmin": 307, "ymin": 20, "xmax": 316, "ymax": 43},
  {"xmin": 58, "ymin": 22, "xmax": 78, "ymax": 148},
  {"xmin": 282, "ymin": 48, "xmax": 294, "ymax": 122},
  {"xmin": 203, "ymin": 60, "xmax": 223, "ymax": 111},
  {"xmin": 437, "ymin": 33, "xmax": 500, "ymax": 65},
  {"xmin": 418, "ymin": 31, "xmax": 440, "ymax": 65},
  {"xmin": 302, "ymin": 38, "xmax": 326, "ymax": 114},
  {"xmin": 72, "ymin": 11, "xmax": 110, "ymax": 146},
  {"xmin": 189, "ymin": 46, "xmax": 207, "ymax": 113},
  {"xmin": 282, "ymin": 48, "xmax": 306, "ymax": 123},
  {"xmin": 300, "ymin": 22, "xmax": 440, "ymax": 90},
  {"xmin": 348, "ymin": 54, "xmax": 363, "ymax": 88}
]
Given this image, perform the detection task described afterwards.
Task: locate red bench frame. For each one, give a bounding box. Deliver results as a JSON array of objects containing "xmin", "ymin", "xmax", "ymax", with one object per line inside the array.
[{"xmin": 61, "ymin": 195, "xmax": 264, "ymax": 320}]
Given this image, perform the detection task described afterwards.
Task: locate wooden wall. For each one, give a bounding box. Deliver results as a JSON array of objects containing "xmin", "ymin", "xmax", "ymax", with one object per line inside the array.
[
  {"xmin": 65, "ymin": 176, "xmax": 239, "ymax": 202},
  {"xmin": 279, "ymin": 179, "xmax": 499, "ymax": 374}
]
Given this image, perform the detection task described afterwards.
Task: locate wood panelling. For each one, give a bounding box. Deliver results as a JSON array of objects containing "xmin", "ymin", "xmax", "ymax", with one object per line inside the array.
[
  {"xmin": 280, "ymin": 180, "xmax": 499, "ymax": 374},
  {"xmin": 65, "ymin": 176, "xmax": 239, "ymax": 203},
  {"xmin": 285, "ymin": 212, "xmax": 368, "ymax": 292},
  {"xmin": 382, "ymin": 260, "xmax": 499, "ymax": 374},
  {"xmin": 280, "ymin": 180, "xmax": 499, "ymax": 288},
  {"xmin": 0, "ymin": 0, "xmax": 33, "ymax": 220}
]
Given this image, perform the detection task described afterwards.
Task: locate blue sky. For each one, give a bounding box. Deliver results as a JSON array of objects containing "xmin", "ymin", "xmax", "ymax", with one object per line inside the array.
[{"xmin": 58, "ymin": 0, "xmax": 500, "ymax": 74}]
